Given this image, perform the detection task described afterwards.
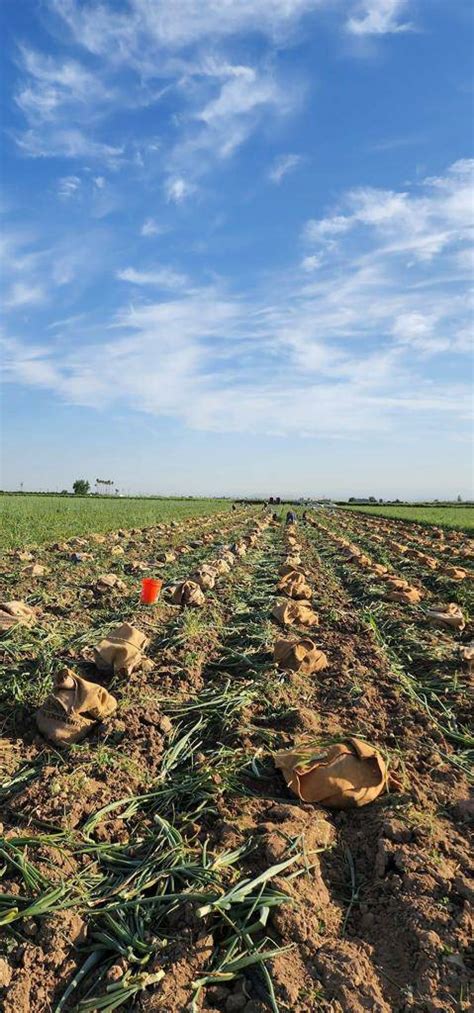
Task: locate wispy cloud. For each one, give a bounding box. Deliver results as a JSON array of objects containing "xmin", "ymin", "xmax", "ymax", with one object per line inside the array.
[
  {"xmin": 140, "ymin": 218, "xmax": 167, "ymax": 237},
  {"xmin": 117, "ymin": 265, "xmax": 189, "ymax": 289},
  {"xmin": 164, "ymin": 177, "xmax": 197, "ymax": 203},
  {"xmin": 3, "ymin": 161, "xmax": 472, "ymax": 438},
  {"xmin": 5, "ymin": 282, "xmax": 46, "ymax": 309},
  {"xmin": 57, "ymin": 175, "xmax": 81, "ymax": 198},
  {"xmin": 346, "ymin": 0, "xmax": 413, "ymax": 36},
  {"xmin": 268, "ymin": 153, "xmax": 302, "ymax": 184}
]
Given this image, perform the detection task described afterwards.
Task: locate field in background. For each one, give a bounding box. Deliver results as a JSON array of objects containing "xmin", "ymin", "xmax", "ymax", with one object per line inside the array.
[
  {"xmin": 0, "ymin": 495, "xmax": 231, "ymax": 550},
  {"xmin": 346, "ymin": 504, "xmax": 474, "ymax": 532}
]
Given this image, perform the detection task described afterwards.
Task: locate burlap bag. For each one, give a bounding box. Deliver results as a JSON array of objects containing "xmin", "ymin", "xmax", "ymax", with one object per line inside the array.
[
  {"xmin": 383, "ymin": 576, "xmax": 410, "ymax": 591},
  {"xmin": 277, "ymin": 571, "xmax": 312, "ymax": 601},
  {"xmin": 386, "ymin": 588, "xmax": 422, "ymax": 604},
  {"xmin": 354, "ymin": 554, "xmax": 371, "ymax": 568},
  {"xmin": 191, "ymin": 566, "xmax": 217, "ymax": 590},
  {"xmin": 22, "ymin": 563, "xmax": 48, "ymax": 577},
  {"xmin": 221, "ymin": 551, "xmax": 237, "ymax": 566},
  {"xmin": 440, "ymin": 566, "xmax": 468, "ymax": 581},
  {"xmin": 370, "ymin": 564, "xmax": 388, "ymax": 576},
  {"xmin": 94, "ymin": 623, "xmax": 149, "ymax": 676},
  {"xmin": 212, "ymin": 558, "xmax": 231, "ymax": 575},
  {"xmin": 0, "ymin": 601, "xmax": 37, "ymax": 632},
  {"xmin": 459, "ymin": 643, "xmax": 474, "ymax": 674},
  {"xmin": 272, "ymin": 601, "xmax": 319, "ymax": 628},
  {"xmin": 170, "ymin": 580, "xmax": 206, "ymax": 607},
  {"xmin": 95, "ymin": 574, "xmax": 127, "ymax": 593},
  {"xmin": 427, "ymin": 603, "xmax": 465, "ymax": 631},
  {"xmin": 279, "ymin": 562, "xmax": 304, "ymax": 578},
  {"xmin": 274, "ymin": 737, "xmax": 387, "ymax": 808},
  {"xmin": 274, "ymin": 638, "xmax": 327, "ymax": 675},
  {"xmin": 157, "ymin": 551, "xmax": 177, "ymax": 564},
  {"xmin": 232, "ymin": 543, "xmax": 247, "ymax": 557},
  {"xmin": 36, "ymin": 669, "xmax": 117, "ymax": 746}
]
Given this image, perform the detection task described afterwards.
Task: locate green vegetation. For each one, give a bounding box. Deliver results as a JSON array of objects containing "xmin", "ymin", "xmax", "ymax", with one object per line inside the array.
[
  {"xmin": 0, "ymin": 495, "xmax": 231, "ymax": 550},
  {"xmin": 345, "ymin": 504, "xmax": 474, "ymax": 532}
]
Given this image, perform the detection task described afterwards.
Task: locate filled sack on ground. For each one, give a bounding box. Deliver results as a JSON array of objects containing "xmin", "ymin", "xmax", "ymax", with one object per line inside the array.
[
  {"xmin": 95, "ymin": 574, "xmax": 127, "ymax": 593},
  {"xmin": 0, "ymin": 600, "xmax": 37, "ymax": 632},
  {"xmin": 170, "ymin": 580, "xmax": 206, "ymax": 607},
  {"xmin": 272, "ymin": 601, "xmax": 319, "ymax": 627},
  {"xmin": 440, "ymin": 566, "xmax": 468, "ymax": 581},
  {"xmin": 427, "ymin": 603, "xmax": 465, "ymax": 631},
  {"xmin": 459, "ymin": 643, "xmax": 474, "ymax": 675},
  {"xmin": 156, "ymin": 550, "xmax": 177, "ymax": 564},
  {"xmin": 36, "ymin": 669, "xmax": 117, "ymax": 746},
  {"xmin": 274, "ymin": 737, "xmax": 387, "ymax": 809},
  {"xmin": 94, "ymin": 622, "xmax": 149, "ymax": 676},
  {"xmin": 274, "ymin": 638, "xmax": 327, "ymax": 675},
  {"xmin": 191, "ymin": 566, "xmax": 217, "ymax": 590},
  {"xmin": 386, "ymin": 587, "xmax": 422, "ymax": 604},
  {"xmin": 277, "ymin": 571, "xmax": 312, "ymax": 601},
  {"xmin": 22, "ymin": 563, "xmax": 48, "ymax": 577}
]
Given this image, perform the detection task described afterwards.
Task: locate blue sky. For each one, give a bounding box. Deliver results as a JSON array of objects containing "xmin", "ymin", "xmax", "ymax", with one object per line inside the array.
[{"xmin": 1, "ymin": 0, "xmax": 473, "ymax": 498}]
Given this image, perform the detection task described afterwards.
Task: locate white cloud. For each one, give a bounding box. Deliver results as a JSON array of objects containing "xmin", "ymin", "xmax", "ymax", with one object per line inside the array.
[
  {"xmin": 117, "ymin": 265, "xmax": 189, "ymax": 289},
  {"xmin": 268, "ymin": 153, "xmax": 302, "ymax": 184},
  {"xmin": 51, "ymin": 0, "xmax": 322, "ymax": 58},
  {"xmin": 5, "ymin": 282, "xmax": 46, "ymax": 309},
  {"xmin": 164, "ymin": 177, "xmax": 197, "ymax": 203},
  {"xmin": 301, "ymin": 254, "xmax": 323, "ymax": 271},
  {"xmin": 140, "ymin": 218, "xmax": 166, "ymax": 237},
  {"xmin": 17, "ymin": 127, "xmax": 123, "ymax": 163},
  {"xmin": 303, "ymin": 160, "xmax": 474, "ymax": 263},
  {"xmin": 4, "ymin": 163, "xmax": 472, "ymax": 438},
  {"xmin": 57, "ymin": 175, "xmax": 81, "ymax": 198},
  {"xmin": 93, "ymin": 176, "xmax": 106, "ymax": 189},
  {"xmin": 346, "ymin": 0, "xmax": 413, "ymax": 36}
]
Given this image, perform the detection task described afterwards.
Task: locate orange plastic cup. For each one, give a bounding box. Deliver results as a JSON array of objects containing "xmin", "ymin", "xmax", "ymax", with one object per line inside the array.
[{"xmin": 140, "ymin": 577, "xmax": 162, "ymax": 604}]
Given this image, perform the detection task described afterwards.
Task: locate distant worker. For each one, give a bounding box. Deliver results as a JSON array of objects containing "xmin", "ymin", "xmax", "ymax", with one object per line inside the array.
[
  {"xmin": 286, "ymin": 510, "xmax": 297, "ymax": 525},
  {"xmin": 232, "ymin": 503, "xmax": 237, "ymax": 511}
]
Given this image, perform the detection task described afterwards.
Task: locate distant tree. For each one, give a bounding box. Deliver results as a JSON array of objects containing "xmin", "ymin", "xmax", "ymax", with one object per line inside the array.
[
  {"xmin": 457, "ymin": 494, "xmax": 462, "ymax": 503},
  {"xmin": 73, "ymin": 479, "xmax": 90, "ymax": 496},
  {"xmin": 369, "ymin": 496, "xmax": 376, "ymax": 502},
  {"xmin": 60, "ymin": 489, "xmax": 69, "ymax": 496}
]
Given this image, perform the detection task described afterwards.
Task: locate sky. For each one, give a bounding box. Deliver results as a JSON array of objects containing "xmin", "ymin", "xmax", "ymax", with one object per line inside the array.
[{"xmin": 1, "ymin": 0, "xmax": 473, "ymax": 499}]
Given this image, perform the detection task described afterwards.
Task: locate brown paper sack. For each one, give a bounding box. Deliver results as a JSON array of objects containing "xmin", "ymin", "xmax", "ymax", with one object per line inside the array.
[
  {"xmin": 274, "ymin": 737, "xmax": 387, "ymax": 809},
  {"xmin": 440, "ymin": 566, "xmax": 467, "ymax": 581},
  {"xmin": 23, "ymin": 563, "xmax": 48, "ymax": 577},
  {"xmin": 171, "ymin": 580, "xmax": 206, "ymax": 607},
  {"xmin": 157, "ymin": 551, "xmax": 177, "ymax": 563},
  {"xmin": 279, "ymin": 562, "xmax": 304, "ymax": 578},
  {"xmin": 386, "ymin": 588, "xmax": 422, "ymax": 604},
  {"xmin": 191, "ymin": 566, "xmax": 217, "ymax": 590},
  {"xmin": 272, "ymin": 601, "xmax": 319, "ymax": 628},
  {"xmin": 96, "ymin": 574, "xmax": 127, "ymax": 593},
  {"xmin": 94, "ymin": 622, "xmax": 149, "ymax": 676},
  {"xmin": 427, "ymin": 603, "xmax": 465, "ymax": 631},
  {"xmin": 459, "ymin": 643, "xmax": 474, "ymax": 675},
  {"xmin": 277, "ymin": 571, "xmax": 312, "ymax": 601},
  {"xmin": 274, "ymin": 638, "xmax": 328, "ymax": 675},
  {"xmin": 0, "ymin": 600, "xmax": 37, "ymax": 632},
  {"xmin": 212, "ymin": 558, "xmax": 231, "ymax": 575},
  {"xmin": 383, "ymin": 576, "xmax": 410, "ymax": 590},
  {"xmin": 36, "ymin": 668, "xmax": 117, "ymax": 746}
]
